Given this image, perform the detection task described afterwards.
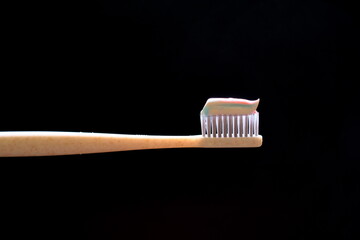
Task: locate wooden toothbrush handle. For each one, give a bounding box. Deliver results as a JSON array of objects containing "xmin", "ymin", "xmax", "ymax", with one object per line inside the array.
[{"xmin": 0, "ymin": 132, "xmax": 204, "ymax": 157}]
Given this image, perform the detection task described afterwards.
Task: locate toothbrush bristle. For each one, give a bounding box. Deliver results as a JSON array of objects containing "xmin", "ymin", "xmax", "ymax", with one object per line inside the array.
[{"xmin": 200, "ymin": 112, "xmax": 259, "ymax": 138}]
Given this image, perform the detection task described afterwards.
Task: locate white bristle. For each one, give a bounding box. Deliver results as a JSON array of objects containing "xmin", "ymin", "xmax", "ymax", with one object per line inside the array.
[{"xmin": 200, "ymin": 112, "xmax": 259, "ymax": 138}]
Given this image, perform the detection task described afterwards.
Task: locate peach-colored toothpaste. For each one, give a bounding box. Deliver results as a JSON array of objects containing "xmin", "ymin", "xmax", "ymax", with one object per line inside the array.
[{"xmin": 200, "ymin": 98, "xmax": 260, "ymax": 116}]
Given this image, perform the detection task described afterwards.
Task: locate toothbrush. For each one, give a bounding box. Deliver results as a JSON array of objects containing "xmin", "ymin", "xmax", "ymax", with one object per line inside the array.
[{"xmin": 0, "ymin": 98, "xmax": 262, "ymax": 157}]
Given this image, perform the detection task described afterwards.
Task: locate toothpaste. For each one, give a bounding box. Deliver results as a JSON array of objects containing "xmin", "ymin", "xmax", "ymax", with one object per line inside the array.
[{"xmin": 201, "ymin": 98, "xmax": 260, "ymax": 116}]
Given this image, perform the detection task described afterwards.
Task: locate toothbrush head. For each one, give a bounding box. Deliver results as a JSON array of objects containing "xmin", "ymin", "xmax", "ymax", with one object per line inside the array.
[{"xmin": 200, "ymin": 98, "xmax": 260, "ymax": 138}]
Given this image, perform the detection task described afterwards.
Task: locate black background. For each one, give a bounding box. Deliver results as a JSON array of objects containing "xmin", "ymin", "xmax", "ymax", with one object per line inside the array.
[{"xmin": 1, "ymin": 0, "xmax": 359, "ymax": 239}]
